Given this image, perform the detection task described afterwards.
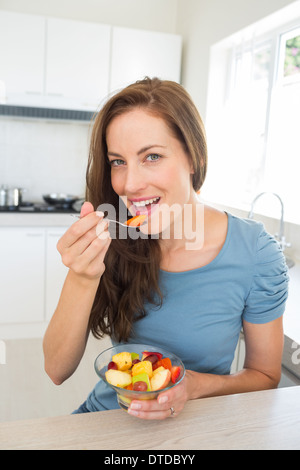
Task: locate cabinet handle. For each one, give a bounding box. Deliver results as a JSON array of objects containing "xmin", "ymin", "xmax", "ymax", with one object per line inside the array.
[
  {"xmin": 25, "ymin": 91, "xmax": 42, "ymax": 95},
  {"xmin": 26, "ymin": 233, "xmax": 43, "ymax": 237},
  {"xmin": 47, "ymin": 93, "xmax": 63, "ymax": 97}
]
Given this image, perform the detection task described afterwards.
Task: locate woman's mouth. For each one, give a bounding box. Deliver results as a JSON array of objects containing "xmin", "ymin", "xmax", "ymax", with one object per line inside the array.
[{"xmin": 130, "ymin": 196, "xmax": 161, "ymax": 215}]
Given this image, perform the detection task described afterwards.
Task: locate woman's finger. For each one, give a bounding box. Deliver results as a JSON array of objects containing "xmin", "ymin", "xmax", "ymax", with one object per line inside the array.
[
  {"xmin": 127, "ymin": 379, "xmax": 187, "ymax": 420},
  {"xmin": 67, "ymin": 219, "xmax": 109, "ymax": 258},
  {"xmin": 77, "ymin": 227, "xmax": 111, "ymax": 266},
  {"xmin": 80, "ymin": 201, "xmax": 94, "ymax": 218},
  {"xmin": 128, "ymin": 407, "xmax": 173, "ymax": 420},
  {"xmin": 83, "ymin": 236, "xmax": 112, "ymax": 278},
  {"xmin": 57, "ymin": 211, "xmax": 104, "ymax": 252}
]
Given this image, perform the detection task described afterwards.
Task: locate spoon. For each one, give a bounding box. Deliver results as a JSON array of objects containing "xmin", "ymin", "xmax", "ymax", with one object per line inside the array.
[{"xmin": 71, "ymin": 213, "xmax": 147, "ymax": 228}]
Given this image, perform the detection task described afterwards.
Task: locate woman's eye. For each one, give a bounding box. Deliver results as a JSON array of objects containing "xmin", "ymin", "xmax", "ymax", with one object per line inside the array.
[
  {"xmin": 146, "ymin": 154, "xmax": 161, "ymax": 162},
  {"xmin": 109, "ymin": 159, "xmax": 125, "ymax": 167}
]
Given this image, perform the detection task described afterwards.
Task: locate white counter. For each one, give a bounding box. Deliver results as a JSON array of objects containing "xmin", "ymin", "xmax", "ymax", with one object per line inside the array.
[{"xmin": 0, "ymin": 212, "xmax": 76, "ymax": 227}]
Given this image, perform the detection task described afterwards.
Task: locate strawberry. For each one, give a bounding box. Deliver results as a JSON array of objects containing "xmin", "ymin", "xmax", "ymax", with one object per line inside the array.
[{"xmin": 171, "ymin": 366, "xmax": 181, "ymax": 384}]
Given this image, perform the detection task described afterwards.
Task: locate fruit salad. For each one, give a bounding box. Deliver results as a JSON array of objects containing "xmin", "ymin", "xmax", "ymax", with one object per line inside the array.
[{"xmin": 105, "ymin": 350, "xmax": 181, "ymax": 392}]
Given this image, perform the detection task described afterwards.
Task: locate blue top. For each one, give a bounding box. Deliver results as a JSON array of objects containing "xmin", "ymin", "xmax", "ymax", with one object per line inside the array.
[{"xmin": 84, "ymin": 213, "xmax": 289, "ymax": 412}]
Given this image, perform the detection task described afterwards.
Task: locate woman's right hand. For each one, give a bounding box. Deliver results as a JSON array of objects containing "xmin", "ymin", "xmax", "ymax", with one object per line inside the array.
[{"xmin": 57, "ymin": 201, "xmax": 111, "ymax": 281}]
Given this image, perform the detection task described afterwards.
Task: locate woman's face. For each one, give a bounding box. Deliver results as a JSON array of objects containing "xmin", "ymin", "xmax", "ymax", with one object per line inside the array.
[{"xmin": 106, "ymin": 108, "xmax": 195, "ymax": 236}]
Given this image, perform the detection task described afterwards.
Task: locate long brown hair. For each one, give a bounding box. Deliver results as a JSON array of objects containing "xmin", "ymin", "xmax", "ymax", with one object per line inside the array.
[{"xmin": 86, "ymin": 77, "xmax": 207, "ymax": 342}]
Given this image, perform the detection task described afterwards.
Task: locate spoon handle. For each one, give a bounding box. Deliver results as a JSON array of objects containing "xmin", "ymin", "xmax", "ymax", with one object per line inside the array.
[{"xmin": 70, "ymin": 214, "xmax": 145, "ymax": 228}]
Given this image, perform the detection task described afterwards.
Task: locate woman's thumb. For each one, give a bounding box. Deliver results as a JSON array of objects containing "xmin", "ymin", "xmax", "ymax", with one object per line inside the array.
[{"xmin": 80, "ymin": 201, "xmax": 94, "ymax": 218}]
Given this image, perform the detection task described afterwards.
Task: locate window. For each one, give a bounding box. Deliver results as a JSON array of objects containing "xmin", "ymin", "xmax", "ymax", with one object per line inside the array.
[{"xmin": 204, "ymin": 12, "xmax": 300, "ymax": 224}]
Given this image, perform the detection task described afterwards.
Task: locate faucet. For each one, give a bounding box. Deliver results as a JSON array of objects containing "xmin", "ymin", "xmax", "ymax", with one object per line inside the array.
[{"xmin": 248, "ymin": 192, "xmax": 294, "ymax": 267}]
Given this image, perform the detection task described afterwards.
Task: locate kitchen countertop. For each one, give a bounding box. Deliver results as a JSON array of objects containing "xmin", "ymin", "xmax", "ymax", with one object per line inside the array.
[
  {"xmin": 0, "ymin": 211, "xmax": 77, "ymax": 227},
  {"xmin": 1, "ymin": 386, "xmax": 300, "ymax": 450}
]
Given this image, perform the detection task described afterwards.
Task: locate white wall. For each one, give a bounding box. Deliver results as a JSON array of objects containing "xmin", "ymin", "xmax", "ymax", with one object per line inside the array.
[
  {"xmin": 0, "ymin": 0, "xmax": 178, "ymax": 33},
  {"xmin": 176, "ymin": 0, "xmax": 298, "ymax": 119}
]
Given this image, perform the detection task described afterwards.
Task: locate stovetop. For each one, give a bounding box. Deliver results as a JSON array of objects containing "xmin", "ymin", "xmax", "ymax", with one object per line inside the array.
[{"xmin": 0, "ymin": 202, "xmax": 78, "ymax": 213}]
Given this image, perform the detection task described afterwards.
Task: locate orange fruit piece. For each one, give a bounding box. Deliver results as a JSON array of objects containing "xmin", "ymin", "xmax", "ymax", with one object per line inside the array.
[
  {"xmin": 154, "ymin": 357, "xmax": 172, "ymax": 372},
  {"xmin": 125, "ymin": 215, "xmax": 147, "ymax": 227}
]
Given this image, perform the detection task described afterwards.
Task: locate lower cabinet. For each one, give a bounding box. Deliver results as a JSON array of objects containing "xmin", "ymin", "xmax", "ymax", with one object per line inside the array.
[
  {"xmin": 45, "ymin": 229, "xmax": 69, "ymax": 321},
  {"xmin": 0, "ymin": 228, "xmax": 45, "ymax": 323},
  {"xmin": 0, "ymin": 227, "xmax": 68, "ymax": 328}
]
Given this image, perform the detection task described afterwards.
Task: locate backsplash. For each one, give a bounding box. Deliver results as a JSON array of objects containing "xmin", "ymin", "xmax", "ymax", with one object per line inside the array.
[{"xmin": 0, "ymin": 116, "xmax": 91, "ymax": 202}]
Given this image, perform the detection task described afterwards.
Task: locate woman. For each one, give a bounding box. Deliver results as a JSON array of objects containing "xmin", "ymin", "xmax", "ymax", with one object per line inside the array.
[{"xmin": 43, "ymin": 77, "xmax": 289, "ymax": 420}]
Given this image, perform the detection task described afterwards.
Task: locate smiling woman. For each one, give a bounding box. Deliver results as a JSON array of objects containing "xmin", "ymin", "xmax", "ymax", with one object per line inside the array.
[
  {"xmin": 85, "ymin": 77, "xmax": 208, "ymax": 342},
  {"xmin": 43, "ymin": 77, "xmax": 289, "ymax": 421}
]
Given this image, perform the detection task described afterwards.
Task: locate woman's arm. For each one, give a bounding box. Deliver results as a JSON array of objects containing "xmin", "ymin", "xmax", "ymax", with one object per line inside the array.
[
  {"xmin": 127, "ymin": 316, "xmax": 284, "ymax": 419},
  {"xmin": 186, "ymin": 316, "xmax": 284, "ymax": 399},
  {"xmin": 43, "ymin": 203, "xmax": 111, "ymax": 385}
]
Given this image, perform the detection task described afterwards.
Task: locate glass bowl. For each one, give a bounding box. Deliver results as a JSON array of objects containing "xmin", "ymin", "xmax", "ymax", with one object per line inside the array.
[{"xmin": 94, "ymin": 343, "xmax": 185, "ymax": 411}]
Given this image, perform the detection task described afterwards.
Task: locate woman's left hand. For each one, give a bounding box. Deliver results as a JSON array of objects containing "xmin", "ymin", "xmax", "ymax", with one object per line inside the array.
[{"xmin": 127, "ymin": 371, "xmax": 192, "ymax": 420}]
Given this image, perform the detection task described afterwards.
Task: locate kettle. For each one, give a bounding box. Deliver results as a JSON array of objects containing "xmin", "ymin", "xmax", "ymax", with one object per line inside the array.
[
  {"xmin": 0, "ymin": 186, "xmax": 26, "ymax": 207},
  {"xmin": 0, "ymin": 185, "xmax": 8, "ymax": 207}
]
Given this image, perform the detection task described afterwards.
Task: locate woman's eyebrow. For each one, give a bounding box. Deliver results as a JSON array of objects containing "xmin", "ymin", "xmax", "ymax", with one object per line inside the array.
[
  {"xmin": 137, "ymin": 144, "xmax": 166, "ymax": 155},
  {"xmin": 107, "ymin": 145, "xmax": 166, "ymax": 159},
  {"xmin": 107, "ymin": 151, "xmax": 122, "ymax": 158}
]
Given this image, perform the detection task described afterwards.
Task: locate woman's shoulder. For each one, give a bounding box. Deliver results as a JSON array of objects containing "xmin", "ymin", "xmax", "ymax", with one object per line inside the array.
[
  {"xmin": 204, "ymin": 205, "xmax": 263, "ymax": 246},
  {"xmin": 227, "ymin": 211, "xmax": 283, "ymax": 262}
]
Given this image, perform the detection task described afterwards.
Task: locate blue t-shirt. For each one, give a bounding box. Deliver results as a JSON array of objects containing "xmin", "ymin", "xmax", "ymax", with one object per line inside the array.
[{"xmin": 84, "ymin": 213, "xmax": 289, "ymax": 412}]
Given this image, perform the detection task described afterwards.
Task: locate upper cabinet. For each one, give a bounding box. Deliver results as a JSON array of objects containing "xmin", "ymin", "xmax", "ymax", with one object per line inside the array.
[
  {"xmin": 45, "ymin": 18, "xmax": 111, "ymax": 110},
  {"xmin": 0, "ymin": 11, "xmax": 182, "ymax": 112},
  {"xmin": 0, "ymin": 11, "xmax": 45, "ymax": 105},
  {"xmin": 110, "ymin": 27, "xmax": 182, "ymax": 92}
]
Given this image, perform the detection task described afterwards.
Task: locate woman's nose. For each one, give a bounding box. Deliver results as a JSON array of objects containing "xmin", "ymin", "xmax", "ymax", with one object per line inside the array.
[{"xmin": 123, "ymin": 163, "xmax": 147, "ymax": 195}]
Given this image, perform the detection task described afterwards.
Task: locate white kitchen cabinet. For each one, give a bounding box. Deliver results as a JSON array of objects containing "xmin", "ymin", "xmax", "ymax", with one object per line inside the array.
[
  {"xmin": 0, "ymin": 226, "xmax": 68, "ymax": 330},
  {"xmin": 45, "ymin": 18, "xmax": 111, "ymax": 110},
  {"xmin": 0, "ymin": 11, "xmax": 182, "ymax": 111},
  {"xmin": 0, "ymin": 228, "xmax": 45, "ymax": 324},
  {"xmin": 109, "ymin": 27, "xmax": 182, "ymax": 92},
  {"xmin": 0, "ymin": 11, "xmax": 111, "ymax": 110},
  {"xmin": 45, "ymin": 228, "xmax": 68, "ymax": 321},
  {"xmin": 0, "ymin": 11, "xmax": 45, "ymax": 106}
]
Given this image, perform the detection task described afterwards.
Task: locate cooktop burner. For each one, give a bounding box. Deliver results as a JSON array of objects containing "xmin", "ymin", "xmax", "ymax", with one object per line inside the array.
[
  {"xmin": 31, "ymin": 203, "xmax": 77, "ymax": 212},
  {"xmin": 0, "ymin": 202, "xmax": 78, "ymax": 213}
]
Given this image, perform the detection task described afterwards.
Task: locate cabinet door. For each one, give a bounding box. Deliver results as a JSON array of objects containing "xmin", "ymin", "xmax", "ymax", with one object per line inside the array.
[
  {"xmin": 45, "ymin": 229, "xmax": 69, "ymax": 321},
  {"xmin": 46, "ymin": 18, "xmax": 111, "ymax": 110},
  {"xmin": 110, "ymin": 27, "xmax": 182, "ymax": 92},
  {"xmin": 0, "ymin": 11, "xmax": 45, "ymax": 104},
  {"xmin": 0, "ymin": 228, "xmax": 45, "ymax": 324}
]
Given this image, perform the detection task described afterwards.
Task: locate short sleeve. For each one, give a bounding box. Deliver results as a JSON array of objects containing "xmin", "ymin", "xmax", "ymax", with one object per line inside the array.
[{"xmin": 243, "ymin": 228, "xmax": 289, "ymax": 324}]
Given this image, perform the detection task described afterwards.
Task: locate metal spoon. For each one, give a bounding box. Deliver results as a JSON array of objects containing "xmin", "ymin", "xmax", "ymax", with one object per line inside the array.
[{"xmin": 70, "ymin": 214, "xmax": 147, "ymax": 228}]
